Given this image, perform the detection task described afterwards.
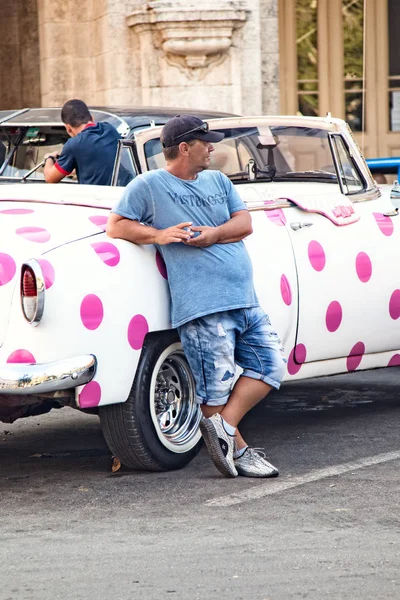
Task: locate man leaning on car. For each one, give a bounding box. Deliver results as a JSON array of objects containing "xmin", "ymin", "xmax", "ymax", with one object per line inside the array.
[
  {"xmin": 43, "ymin": 99, "xmax": 121, "ymax": 186},
  {"xmin": 107, "ymin": 114, "xmax": 287, "ymax": 479}
]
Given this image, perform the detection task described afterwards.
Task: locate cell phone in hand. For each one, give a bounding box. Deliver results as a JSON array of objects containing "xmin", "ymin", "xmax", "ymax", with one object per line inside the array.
[{"xmin": 184, "ymin": 226, "xmax": 201, "ymax": 238}]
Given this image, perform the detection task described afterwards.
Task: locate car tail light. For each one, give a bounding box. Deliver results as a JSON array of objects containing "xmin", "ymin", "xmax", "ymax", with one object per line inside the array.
[{"xmin": 21, "ymin": 260, "xmax": 45, "ymax": 325}]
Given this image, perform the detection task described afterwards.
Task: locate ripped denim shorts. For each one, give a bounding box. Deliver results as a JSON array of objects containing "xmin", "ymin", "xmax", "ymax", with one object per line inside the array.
[{"xmin": 177, "ymin": 307, "xmax": 287, "ymax": 407}]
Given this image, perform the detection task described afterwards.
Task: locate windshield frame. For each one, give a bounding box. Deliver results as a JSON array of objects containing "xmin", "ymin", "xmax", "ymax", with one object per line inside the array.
[
  {"xmin": 141, "ymin": 124, "xmax": 360, "ymax": 188},
  {"xmin": 133, "ymin": 115, "xmax": 377, "ymax": 197}
]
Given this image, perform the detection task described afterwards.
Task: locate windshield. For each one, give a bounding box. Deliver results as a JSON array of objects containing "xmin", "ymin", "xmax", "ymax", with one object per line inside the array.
[
  {"xmin": 144, "ymin": 126, "xmax": 339, "ymax": 183},
  {"xmin": 0, "ymin": 126, "xmax": 74, "ymax": 181}
]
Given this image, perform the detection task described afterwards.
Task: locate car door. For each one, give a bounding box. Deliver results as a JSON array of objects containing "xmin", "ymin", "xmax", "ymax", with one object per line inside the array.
[
  {"xmin": 244, "ymin": 198, "xmax": 299, "ymax": 353},
  {"xmin": 286, "ymin": 134, "xmax": 400, "ymax": 366}
]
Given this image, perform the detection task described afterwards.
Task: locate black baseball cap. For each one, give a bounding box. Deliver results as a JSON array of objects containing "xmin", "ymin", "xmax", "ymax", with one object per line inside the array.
[{"xmin": 161, "ymin": 115, "xmax": 225, "ymax": 148}]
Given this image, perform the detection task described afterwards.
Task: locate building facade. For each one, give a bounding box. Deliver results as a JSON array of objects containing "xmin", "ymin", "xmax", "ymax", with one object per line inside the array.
[{"xmin": 1, "ymin": 0, "xmax": 399, "ymax": 158}]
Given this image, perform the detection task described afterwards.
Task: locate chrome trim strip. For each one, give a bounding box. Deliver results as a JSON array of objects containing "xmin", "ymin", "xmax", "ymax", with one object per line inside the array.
[
  {"xmin": 347, "ymin": 188, "xmax": 381, "ymax": 203},
  {"xmin": 0, "ymin": 355, "xmax": 97, "ymax": 395},
  {"xmin": 246, "ymin": 199, "xmax": 293, "ymax": 211}
]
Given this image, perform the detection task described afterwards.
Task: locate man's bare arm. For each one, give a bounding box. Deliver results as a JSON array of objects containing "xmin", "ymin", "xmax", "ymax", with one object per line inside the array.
[
  {"xmin": 107, "ymin": 213, "xmax": 193, "ymax": 245},
  {"xmin": 185, "ymin": 210, "xmax": 252, "ymax": 248}
]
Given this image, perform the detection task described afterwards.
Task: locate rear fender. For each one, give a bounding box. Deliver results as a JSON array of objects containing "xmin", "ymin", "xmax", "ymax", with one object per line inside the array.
[{"xmin": 0, "ymin": 234, "xmax": 171, "ymax": 408}]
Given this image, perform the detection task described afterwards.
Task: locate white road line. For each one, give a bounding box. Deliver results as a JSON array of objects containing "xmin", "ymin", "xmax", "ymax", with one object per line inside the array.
[{"xmin": 206, "ymin": 450, "xmax": 400, "ymax": 507}]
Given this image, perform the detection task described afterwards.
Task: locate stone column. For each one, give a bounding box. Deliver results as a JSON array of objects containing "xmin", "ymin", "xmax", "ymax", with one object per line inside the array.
[
  {"xmin": 0, "ymin": 0, "xmax": 40, "ymax": 109},
  {"xmin": 37, "ymin": 0, "xmax": 143, "ymax": 107},
  {"xmin": 239, "ymin": 0, "xmax": 263, "ymax": 115},
  {"xmin": 259, "ymin": 0, "xmax": 280, "ymax": 114},
  {"xmin": 37, "ymin": 0, "xmax": 97, "ymax": 106},
  {"xmin": 91, "ymin": 0, "xmax": 143, "ymax": 106}
]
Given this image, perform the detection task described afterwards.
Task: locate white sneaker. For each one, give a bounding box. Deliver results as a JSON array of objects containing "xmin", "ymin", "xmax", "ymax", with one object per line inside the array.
[
  {"xmin": 199, "ymin": 414, "xmax": 238, "ymax": 477},
  {"xmin": 234, "ymin": 447, "xmax": 279, "ymax": 478}
]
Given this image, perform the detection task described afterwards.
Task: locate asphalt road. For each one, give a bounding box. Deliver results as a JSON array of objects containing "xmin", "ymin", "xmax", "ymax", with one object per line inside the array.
[{"xmin": 1, "ymin": 367, "xmax": 399, "ymax": 600}]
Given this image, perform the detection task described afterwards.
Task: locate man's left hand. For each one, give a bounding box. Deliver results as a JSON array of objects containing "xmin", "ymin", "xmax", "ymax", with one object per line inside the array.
[{"xmin": 184, "ymin": 226, "xmax": 219, "ymax": 247}]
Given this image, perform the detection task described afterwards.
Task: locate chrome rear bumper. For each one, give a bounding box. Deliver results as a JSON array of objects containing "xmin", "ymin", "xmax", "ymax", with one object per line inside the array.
[{"xmin": 0, "ymin": 355, "xmax": 97, "ymax": 395}]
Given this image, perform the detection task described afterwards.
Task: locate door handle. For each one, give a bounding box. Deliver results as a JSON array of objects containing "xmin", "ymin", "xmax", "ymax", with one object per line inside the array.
[{"xmin": 290, "ymin": 221, "xmax": 314, "ymax": 230}]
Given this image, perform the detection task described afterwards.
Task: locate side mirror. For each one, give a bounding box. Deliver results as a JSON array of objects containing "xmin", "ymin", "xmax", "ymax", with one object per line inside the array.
[{"xmin": 391, "ymin": 180, "xmax": 400, "ymax": 211}]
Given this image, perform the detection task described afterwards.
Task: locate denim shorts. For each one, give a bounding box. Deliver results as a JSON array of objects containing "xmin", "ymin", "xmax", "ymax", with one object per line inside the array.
[{"xmin": 177, "ymin": 307, "xmax": 287, "ymax": 406}]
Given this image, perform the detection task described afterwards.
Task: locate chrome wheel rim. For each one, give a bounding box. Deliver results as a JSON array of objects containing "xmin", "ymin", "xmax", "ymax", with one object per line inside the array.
[{"xmin": 150, "ymin": 342, "xmax": 201, "ymax": 453}]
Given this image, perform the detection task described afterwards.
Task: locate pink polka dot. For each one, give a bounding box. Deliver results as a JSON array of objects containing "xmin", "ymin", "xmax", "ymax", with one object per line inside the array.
[
  {"xmin": 280, "ymin": 274, "xmax": 292, "ymax": 306},
  {"xmin": 37, "ymin": 258, "xmax": 55, "ymax": 289},
  {"xmin": 326, "ymin": 301, "xmax": 342, "ymax": 332},
  {"xmin": 355, "ymin": 252, "xmax": 372, "ymax": 283},
  {"xmin": 7, "ymin": 349, "xmax": 36, "ymax": 364},
  {"xmin": 156, "ymin": 250, "xmax": 168, "ymax": 279},
  {"xmin": 80, "ymin": 294, "xmax": 104, "ymax": 330},
  {"xmin": 127, "ymin": 314, "xmax": 149, "ymax": 350},
  {"xmin": 388, "ymin": 354, "xmax": 400, "ymax": 367},
  {"xmin": 79, "ymin": 381, "xmax": 101, "ymax": 408},
  {"xmin": 308, "ymin": 241, "xmax": 326, "ymax": 271},
  {"xmin": 389, "ymin": 290, "xmax": 400, "ymax": 320},
  {"xmin": 16, "ymin": 226, "xmax": 51, "ymax": 243},
  {"xmin": 0, "ymin": 253, "xmax": 16, "ymax": 286},
  {"xmin": 89, "ymin": 215, "xmax": 108, "ymax": 231},
  {"xmin": 287, "ymin": 344, "xmax": 307, "ymax": 375},
  {"xmin": 346, "ymin": 342, "xmax": 365, "ymax": 371},
  {"xmin": 91, "ymin": 242, "xmax": 120, "ymax": 267},
  {"xmin": 0, "ymin": 208, "xmax": 34, "ymax": 215},
  {"xmin": 373, "ymin": 212, "xmax": 394, "ymax": 237},
  {"xmin": 265, "ymin": 208, "xmax": 286, "ymax": 226}
]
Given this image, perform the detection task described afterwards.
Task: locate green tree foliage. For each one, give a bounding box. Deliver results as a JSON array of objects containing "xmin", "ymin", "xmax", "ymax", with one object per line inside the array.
[{"xmin": 343, "ymin": 0, "xmax": 364, "ymax": 82}]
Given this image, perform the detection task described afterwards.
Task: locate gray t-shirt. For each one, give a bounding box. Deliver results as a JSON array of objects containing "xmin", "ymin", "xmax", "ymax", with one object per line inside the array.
[{"xmin": 112, "ymin": 169, "xmax": 259, "ymax": 327}]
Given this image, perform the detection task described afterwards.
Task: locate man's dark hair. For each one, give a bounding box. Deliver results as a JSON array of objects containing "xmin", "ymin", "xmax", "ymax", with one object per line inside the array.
[
  {"xmin": 162, "ymin": 139, "xmax": 196, "ymax": 161},
  {"xmin": 162, "ymin": 145, "xmax": 180, "ymax": 161},
  {"xmin": 61, "ymin": 99, "xmax": 92, "ymax": 127}
]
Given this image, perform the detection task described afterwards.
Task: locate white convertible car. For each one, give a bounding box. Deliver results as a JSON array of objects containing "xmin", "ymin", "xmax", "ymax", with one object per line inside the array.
[{"xmin": 0, "ymin": 107, "xmax": 399, "ymax": 471}]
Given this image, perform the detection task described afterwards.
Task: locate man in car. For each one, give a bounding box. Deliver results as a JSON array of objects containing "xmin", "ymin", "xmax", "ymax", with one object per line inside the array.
[
  {"xmin": 107, "ymin": 115, "xmax": 287, "ymax": 478},
  {"xmin": 43, "ymin": 99, "xmax": 121, "ymax": 185}
]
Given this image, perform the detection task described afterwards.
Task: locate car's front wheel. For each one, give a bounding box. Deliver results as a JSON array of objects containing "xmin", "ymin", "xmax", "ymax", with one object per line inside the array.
[{"xmin": 99, "ymin": 331, "xmax": 202, "ymax": 471}]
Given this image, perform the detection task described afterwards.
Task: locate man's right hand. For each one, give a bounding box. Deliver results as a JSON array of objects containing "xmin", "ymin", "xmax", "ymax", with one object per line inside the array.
[
  {"xmin": 43, "ymin": 152, "xmax": 64, "ymax": 183},
  {"xmin": 155, "ymin": 222, "xmax": 194, "ymax": 245},
  {"xmin": 44, "ymin": 152, "xmax": 60, "ymax": 162}
]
